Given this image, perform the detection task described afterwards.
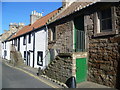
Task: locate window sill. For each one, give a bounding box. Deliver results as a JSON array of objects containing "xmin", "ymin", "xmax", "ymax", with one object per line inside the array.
[{"xmin": 94, "ymin": 30, "xmax": 118, "ymax": 37}]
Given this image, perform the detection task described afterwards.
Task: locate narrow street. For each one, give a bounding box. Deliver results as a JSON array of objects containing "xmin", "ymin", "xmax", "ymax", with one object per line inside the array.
[{"xmin": 1, "ymin": 59, "xmax": 54, "ymax": 88}]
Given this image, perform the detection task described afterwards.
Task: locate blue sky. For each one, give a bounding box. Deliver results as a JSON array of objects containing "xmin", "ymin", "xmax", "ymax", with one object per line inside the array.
[
  {"xmin": 0, "ymin": 2, "xmax": 2, "ymax": 34},
  {"xmin": 1, "ymin": 2, "xmax": 62, "ymax": 34}
]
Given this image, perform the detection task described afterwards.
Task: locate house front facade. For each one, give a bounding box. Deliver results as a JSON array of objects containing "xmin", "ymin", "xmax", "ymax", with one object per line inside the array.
[
  {"xmin": 10, "ymin": 9, "xmax": 61, "ymax": 69},
  {"xmin": 43, "ymin": 1, "xmax": 120, "ymax": 89}
]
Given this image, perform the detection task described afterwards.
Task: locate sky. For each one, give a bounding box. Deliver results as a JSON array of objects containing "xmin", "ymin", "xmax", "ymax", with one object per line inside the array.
[
  {"xmin": 1, "ymin": 2, "xmax": 62, "ymax": 34},
  {"xmin": 0, "ymin": 2, "xmax": 2, "ymax": 34}
]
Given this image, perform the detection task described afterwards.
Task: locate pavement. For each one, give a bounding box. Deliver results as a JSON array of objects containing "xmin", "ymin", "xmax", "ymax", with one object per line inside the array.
[
  {"xmin": 1, "ymin": 58, "xmax": 116, "ymax": 89},
  {"xmin": 77, "ymin": 81, "xmax": 112, "ymax": 89}
]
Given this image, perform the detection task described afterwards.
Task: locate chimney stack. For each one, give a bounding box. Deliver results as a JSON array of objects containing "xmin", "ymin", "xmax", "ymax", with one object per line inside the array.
[
  {"xmin": 9, "ymin": 22, "xmax": 25, "ymax": 33},
  {"xmin": 30, "ymin": 10, "xmax": 42, "ymax": 25}
]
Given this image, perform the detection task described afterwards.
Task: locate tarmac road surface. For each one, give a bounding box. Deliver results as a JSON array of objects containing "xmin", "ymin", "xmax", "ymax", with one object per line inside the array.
[{"xmin": 1, "ymin": 59, "xmax": 53, "ymax": 88}]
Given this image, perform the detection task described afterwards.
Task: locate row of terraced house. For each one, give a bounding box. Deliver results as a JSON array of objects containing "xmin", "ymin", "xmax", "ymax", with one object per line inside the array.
[{"xmin": 1, "ymin": 1, "xmax": 120, "ymax": 89}]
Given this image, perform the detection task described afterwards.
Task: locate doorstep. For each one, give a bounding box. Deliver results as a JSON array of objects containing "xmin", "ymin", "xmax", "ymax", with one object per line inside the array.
[{"xmin": 77, "ymin": 81, "xmax": 111, "ymax": 88}]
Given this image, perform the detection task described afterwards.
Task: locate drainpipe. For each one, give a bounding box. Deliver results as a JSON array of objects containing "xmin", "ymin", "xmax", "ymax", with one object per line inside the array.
[
  {"xmin": 45, "ymin": 24, "xmax": 49, "ymax": 68},
  {"xmin": 25, "ymin": 35, "xmax": 27, "ymax": 65},
  {"xmin": 33, "ymin": 28, "xmax": 35, "ymax": 68}
]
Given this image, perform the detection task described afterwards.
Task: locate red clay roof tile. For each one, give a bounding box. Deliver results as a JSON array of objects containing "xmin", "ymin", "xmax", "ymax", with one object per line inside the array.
[{"xmin": 11, "ymin": 8, "xmax": 61, "ymax": 39}]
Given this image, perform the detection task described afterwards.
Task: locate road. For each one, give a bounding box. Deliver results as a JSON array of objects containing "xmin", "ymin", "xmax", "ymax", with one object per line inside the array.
[{"xmin": 1, "ymin": 59, "xmax": 53, "ymax": 88}]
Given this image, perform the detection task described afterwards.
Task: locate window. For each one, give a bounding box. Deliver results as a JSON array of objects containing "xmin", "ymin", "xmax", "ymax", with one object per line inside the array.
[
  {"xmin": 14, "ymin": 39, "xmax": 17, "ymax": 46},
  {"xmin": 5, "ymin": 42, "xmax": 6, "ymax": 49},
  {"xmin": 51, "ymin": 27, "xmax": 56, "ymax": 41},
  {"xmin": 37, "ymin": 51, "xmax": 43, "ymax": 66},
  {"xmin": 100, "ymin": 8, "xmax": 112, "ymax": 32},
  {"xmin": 28, "ymin": 33, "xmax": 31, "ymax": 43},
  {"xmin": 12, "ymin": 40, "xmax": 13, "ymax": 45},
  {"xmin": 24, "ymin": 51, "xmax": 26, "ymax": 60},
  {"xmin": 74, "ymin": 16, "xmax": 85, "ymax": 52},
  {"xmin": 4, "ymin": 50, "xmax": 7, "ymax": 57},
  {"xmin": 3, "ymin": 42, "xmax": 4, "ymax": 49},
  {"xmin": 94, "ymin": 7, "xmax": 117, "ymax": 37},
  {"xmin": 23, "ymin": 35, "xmax": 26, "ymax": 45}
]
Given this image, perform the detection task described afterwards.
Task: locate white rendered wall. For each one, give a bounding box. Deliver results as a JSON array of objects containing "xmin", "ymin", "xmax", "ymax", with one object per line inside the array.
[
  {"xmin": 26, "ymin": 33, "xmax": 34, "ymax": 67},
  {"xmin": 20, "ymin": 36, "xmax": 27, "ymax": 63},
  {"xmin": 5, "ymin": 41, "xmax": 11, "ymax": 60},
  {"xmin": 34, "ymin": 27, "xmax": 47, "ymax": 69}
]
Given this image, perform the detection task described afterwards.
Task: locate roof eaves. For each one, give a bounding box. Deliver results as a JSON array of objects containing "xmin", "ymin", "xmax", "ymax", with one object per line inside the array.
[
  {"xmin": 47, "ymin": 1, "xmax": 97, "ymax": 25},
  {"xmin": 10, "ymin": 8, "xmax": 61, "ymax": 40}
]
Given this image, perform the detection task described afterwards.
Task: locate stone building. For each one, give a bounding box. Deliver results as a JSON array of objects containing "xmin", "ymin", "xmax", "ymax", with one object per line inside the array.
[
  {"xmin": 1, "ymin": 23, "xmax": 25, "ymax": 59},
  {"xmin": 1, "ymin": 23, "xmax": 25, "ymax": 42},
  {"xmin": 43, "ymin": 1, "xmax": 120, "ymax": 89}
]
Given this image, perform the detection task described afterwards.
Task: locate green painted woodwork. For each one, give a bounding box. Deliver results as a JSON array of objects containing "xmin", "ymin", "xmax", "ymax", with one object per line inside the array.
[
  {"xmin": 76, "ymin": 58, "xmax": 87, "ymax": 83},
  {"xmin": 74, "ymin": 16, "xmax": 85, "ymax": 52}
]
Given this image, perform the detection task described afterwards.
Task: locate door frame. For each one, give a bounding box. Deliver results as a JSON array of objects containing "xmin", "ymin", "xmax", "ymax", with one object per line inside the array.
[{"xmin": 73, "ymin": 15, "xmax": 86, "ymax": 52}]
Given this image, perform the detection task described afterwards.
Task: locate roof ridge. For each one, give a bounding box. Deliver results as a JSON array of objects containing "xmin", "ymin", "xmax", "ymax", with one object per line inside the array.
[
  {"xmin": 32, "ymin": 7, "xmax": 62, "ymax": 26},
  {"xmin": 10, "ymin": 7, "xmax": 60, "ymax": 40}
]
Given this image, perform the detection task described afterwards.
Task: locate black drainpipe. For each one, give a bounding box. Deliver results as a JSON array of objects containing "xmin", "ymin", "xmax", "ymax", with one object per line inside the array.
[{"xmin": 33, "ymin": 28, "xmax": 35, "ymax": 68}]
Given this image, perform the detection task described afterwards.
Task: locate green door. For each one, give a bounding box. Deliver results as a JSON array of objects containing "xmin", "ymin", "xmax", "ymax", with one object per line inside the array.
[{"xmin": 76, "ymin": 58, "xmax": 87, "ymax": 83}]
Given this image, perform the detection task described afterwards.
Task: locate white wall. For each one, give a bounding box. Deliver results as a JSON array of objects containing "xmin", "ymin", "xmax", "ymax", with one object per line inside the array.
[
  {"xmin": 4, "ymin": 27, "xmax": 49, "ymax": 69},
  {"xmin": 0, "ymin": 40, "xmax": 2, "ymax": 58},
  {"xmin": 26, "ymin": 33, "xmax": 34, "ymax": 67},
  {"xmin": 20, "ymin": 36, "xmax": 26, "ymax": 60},
  {"xmin": 34, "ymin": 27, "xmax": 47, "ymax": 69},
  {"xmin": 6, "ymin": 41, "xmax": 11, "ymax": 60},
  {"xmin": 2, "ymin": 41, "xmax": 11, "ymax": 60}
]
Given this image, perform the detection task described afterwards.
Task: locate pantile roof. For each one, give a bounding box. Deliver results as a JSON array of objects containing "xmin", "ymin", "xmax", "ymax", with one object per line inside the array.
[
  {"xmin": 47, "ymin": 1, "xmax": 96, "ymax": 23},
  {"xmin": 11, "ymin": 7, "xmax": 61, "ymax": 39}
]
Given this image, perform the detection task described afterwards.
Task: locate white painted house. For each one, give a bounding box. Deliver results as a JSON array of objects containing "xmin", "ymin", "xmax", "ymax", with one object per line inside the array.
[{"xmin": 10, "ymin": 9, "xmax": 60, "ymax": 69}]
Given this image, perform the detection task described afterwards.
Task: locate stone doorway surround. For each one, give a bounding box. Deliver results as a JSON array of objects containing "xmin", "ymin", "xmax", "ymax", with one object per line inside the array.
[{"xmin": 72, "ymin": 52, "xmax": 88, "ymax": 78}]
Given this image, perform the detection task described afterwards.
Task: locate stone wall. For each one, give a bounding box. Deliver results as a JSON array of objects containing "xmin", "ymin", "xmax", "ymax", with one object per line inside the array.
[
  {"xmin": 43, "ymin": 54, "xmax": 73, "ymax": 84},
  {"xmin": 116, "ymin": 3, "xmax": 120, "ymax": 33},
  {"xmin": 48, "ymin": 19, "xmax": 73, "ymax": 54},
  {"xmin": 86, "ymin": 5, "xmax": 120, "ymax": 88}
]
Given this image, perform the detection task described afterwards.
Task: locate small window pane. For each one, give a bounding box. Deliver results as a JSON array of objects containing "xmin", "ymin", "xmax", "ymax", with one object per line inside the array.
[
  {"xmin": 28, "ymin": 33, "xmax": 31, "ymax": 43},
  {"xmin": 101, "ymin": 9, "xmax": 111, "ymax": 19},
  {"xmin": 37, "ymin": 51, "xmax": 43, "ymax": 66},
  {"xmin": 23, "ymin": 36, "xmax": 26, "ymax": 45},
  {"xmin": 24, "ymin": 51, "xmax": 26, "ymax": 60},
  {"xmin": 100, "ymin": 8, "xmax": 112, "ymax": 31}
]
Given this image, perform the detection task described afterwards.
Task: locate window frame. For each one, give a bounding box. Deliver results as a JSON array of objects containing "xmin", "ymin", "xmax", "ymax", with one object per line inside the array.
[
  {"xmin": 100, "ymin": 8, "xmax": 112, "ymax": 32},
  {"xmin": 94, "ymin": 6, "xmax": 118, "ymax": 37},
  {"xmin": 24, "ymin": 51, "xmax": 26, "ymax": 60},
  {"xmin": 5, "ymin": 42, "xmax": 6, "ymax": 49},
  {"xmin": 37, "ymin": 51, "xmax": 43, "ymax": 66},
  {"xmin": 14, "ymin": 39, "xmax": 17, "ymax": 46},
  {"xmin": 23, "ymin": 35, "xmax": 26, "ymax": 45},
  {"xmin": 28, "ymin": 33, "xmax": 31, "ymax": 44},
  {"xmin": 4, "ymin": 50, "xmax": 7, "ymax": 57}
]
